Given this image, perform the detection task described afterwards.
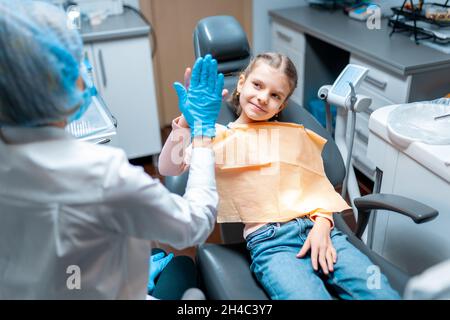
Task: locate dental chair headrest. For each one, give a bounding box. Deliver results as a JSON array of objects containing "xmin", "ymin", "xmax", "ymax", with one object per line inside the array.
[{"xmin": 193, "ymin": 15, "xmax": 251, "ymax": 75}]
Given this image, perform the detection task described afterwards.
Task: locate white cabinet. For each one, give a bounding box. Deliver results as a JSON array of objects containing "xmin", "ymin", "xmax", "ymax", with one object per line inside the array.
[
  {"xmin": 271, "ymin": 22, "xmax": 305, "ymax": 107},
  {"xmin": 84, "ymin": 36, "xmax": 161, "ymax": 159},
  {"xmin": 367, "ymin": 105, "xmax": 450, "ymax": 274}
]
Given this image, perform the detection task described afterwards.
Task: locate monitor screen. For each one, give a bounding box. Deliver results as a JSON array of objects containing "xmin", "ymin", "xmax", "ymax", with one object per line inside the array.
[{"xmin": 332, "ymin": 66, "xmax": 365, "ymax": 97}]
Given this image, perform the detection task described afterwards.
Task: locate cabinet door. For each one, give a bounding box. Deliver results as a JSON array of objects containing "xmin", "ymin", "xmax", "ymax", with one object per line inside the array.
[
  {"xmin": 271, "ymin": 22, "xmax": 305, "ymax": 107},
  {"xmin": 92, "ymin": 37, "xmax": 161, "ymax": 159},
  {"xmin": 82, "ymin": 45, "xmax": 118, "ymax": 146}
]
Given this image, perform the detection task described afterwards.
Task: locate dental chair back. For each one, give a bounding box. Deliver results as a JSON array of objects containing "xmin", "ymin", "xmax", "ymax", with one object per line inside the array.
[
  {"xmin": 194, "ymin": 15, "xmax": 250, "ymax": 127},
  {"xmin": 194, "ymin": 15, "xmax": 250, "ymax": 75}
]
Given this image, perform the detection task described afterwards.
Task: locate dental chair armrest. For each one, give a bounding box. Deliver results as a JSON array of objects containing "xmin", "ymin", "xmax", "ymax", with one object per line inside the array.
[{"xmin": 354, "ymin": 193, "xmax": 439, "ymax": 239}]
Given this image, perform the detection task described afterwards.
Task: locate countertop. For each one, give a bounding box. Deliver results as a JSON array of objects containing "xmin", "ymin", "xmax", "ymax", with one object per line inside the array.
[
  {"xmin": 81, "ymin": 7, "xmax": 150, "ymax": 43},
  {"xmin": 269, "ymin": 5, "xmax": 450, "ymax": 76}
]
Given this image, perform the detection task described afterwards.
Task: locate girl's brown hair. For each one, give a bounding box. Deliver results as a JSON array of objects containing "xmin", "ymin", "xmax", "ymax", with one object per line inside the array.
[{"xmin": 229, "ymin": 52, "xmax": 298, "ymax": 117}]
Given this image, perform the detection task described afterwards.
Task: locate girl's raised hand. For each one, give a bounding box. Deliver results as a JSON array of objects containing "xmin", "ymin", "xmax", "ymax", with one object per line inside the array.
[{"xmin": 178, "ymin": 66, "xmax": 229, "ymax": 130}]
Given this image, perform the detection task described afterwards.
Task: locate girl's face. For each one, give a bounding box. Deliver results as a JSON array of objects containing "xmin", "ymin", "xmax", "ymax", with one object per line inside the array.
[{"xmin": 236, "ymin": 62, "xmax": 291, "ymax": 123}]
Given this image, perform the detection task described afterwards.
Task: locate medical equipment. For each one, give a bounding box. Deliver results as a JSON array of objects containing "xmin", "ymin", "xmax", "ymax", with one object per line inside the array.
[
  {"xmin": 367, "ymin": 98, "xmax": 450, "ymax": 275},
  {"xmin": 318, "ymin": 64, "xmax": 371, "ymax": 219},
  {"xmin": 387, "ymin": 101, "xmax": 450, "ymax": 147},
  {"xmin": 65, "ymin": 58, "xmax": 117, "ymax": 143},
  {"xmin": 434, "ymin": 112, "xmax": 450, "ymax": 120},
  {"xmin": 320, "ymin": 64, "xmax": 369, "ymax": 109},
  {"xmin": 65, "ymin": 94, "xmax": 116, "ymax": 143}
]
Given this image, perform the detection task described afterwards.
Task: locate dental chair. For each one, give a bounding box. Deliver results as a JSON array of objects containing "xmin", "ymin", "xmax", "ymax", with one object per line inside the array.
[{"xmin": 164, "ymin": 15, "xmax": 439, "ymax": 299}]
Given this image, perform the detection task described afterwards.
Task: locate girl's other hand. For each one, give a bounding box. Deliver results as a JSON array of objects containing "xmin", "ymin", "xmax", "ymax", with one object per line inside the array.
[{"xmin": 296, "ymin": 217, "xmax": 337, "ymax": 275}]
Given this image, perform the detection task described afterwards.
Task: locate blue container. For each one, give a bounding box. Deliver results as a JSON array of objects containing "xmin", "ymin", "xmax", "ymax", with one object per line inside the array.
[{"xmin": 308, "ymin": 99, "xmax": 336, "ymax": 132}]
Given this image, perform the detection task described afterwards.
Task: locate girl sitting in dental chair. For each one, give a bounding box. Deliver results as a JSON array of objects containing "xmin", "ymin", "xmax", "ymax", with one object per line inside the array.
[{"xmin": 160, "ymin": 52, "xmax": 400, "ymax": 300}]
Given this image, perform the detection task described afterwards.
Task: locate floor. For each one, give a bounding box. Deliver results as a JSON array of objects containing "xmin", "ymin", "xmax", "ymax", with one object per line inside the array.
[{"xmin": 131, "ymin": 126, "xmax": 372, "ymax": 261}]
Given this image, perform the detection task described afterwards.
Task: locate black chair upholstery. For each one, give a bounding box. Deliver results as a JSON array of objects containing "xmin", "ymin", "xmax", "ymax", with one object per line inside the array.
[
  {"xmin": 194, "ymin": 15, "xmax": 250, "ymax": 76},
  {"xmin": 164, "ymin": 15, "xmax": 438, "ymax": 300}
]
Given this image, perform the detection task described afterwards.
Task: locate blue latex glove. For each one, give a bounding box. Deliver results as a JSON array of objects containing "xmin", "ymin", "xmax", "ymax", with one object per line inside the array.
[
  {"xmin": 147, "ymin": 252, "xmax": 174, "ymax": 294},
  {"xmin": 173, "ymin": 54, "xmax": 224, "ymax": 138}
]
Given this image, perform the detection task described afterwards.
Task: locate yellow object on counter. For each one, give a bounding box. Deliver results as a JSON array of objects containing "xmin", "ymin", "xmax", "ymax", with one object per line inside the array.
[{"xmin": 212, "ymin": 122, "xmax": 351, "ymax": 223}]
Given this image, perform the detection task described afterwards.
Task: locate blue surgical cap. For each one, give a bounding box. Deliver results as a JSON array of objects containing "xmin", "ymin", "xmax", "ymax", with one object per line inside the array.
[{"xmin": 0, "ymin": 0, "xmax": 85, "ymax": 126}]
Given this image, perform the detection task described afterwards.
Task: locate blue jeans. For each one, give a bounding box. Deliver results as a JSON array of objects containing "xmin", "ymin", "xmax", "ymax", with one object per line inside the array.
[{"xmin": 246, "ymin": 218, "xmax": 401, "ymax": 300}]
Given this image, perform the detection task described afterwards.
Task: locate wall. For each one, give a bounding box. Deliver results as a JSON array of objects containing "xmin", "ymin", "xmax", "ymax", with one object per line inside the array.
[
  {"xmin": 140, "ymin": 0, "xmax": 252, "ymax": 127},
  {"xmin": 252, "ymin": 0, "xmax": 307, "ymax": 54}
]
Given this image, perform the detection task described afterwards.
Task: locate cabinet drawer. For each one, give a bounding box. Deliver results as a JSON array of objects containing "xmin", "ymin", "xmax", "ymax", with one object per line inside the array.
[
  {"xmin": 350, "ymin": 55, "xmax": 410, "ymax": 104},
  {"xmin": 357, "ymin": 84, "xmax": 395, "ymax": 116},
  {"xmin": 271, "ymin": 22, "xmax": 305, "ymax": 53}
]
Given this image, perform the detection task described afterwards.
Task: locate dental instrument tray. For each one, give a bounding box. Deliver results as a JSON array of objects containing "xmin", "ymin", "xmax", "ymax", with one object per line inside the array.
[
  {"xmin": 65, "ymin": 94, "xmax": 117, "ymax": 144},
  {"xmin": 326, "ymin": 64, "xmax": 369, "ymax": 108},
  {"xmin": 389, "ymin": 0, "xmax": 450, "ymax": 44}
]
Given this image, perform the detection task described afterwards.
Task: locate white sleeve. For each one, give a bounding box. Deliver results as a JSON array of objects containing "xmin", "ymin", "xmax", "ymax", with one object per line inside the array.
[{"xmin": 100, "ymin": 148, "xmax": 218, "ymax": 250}]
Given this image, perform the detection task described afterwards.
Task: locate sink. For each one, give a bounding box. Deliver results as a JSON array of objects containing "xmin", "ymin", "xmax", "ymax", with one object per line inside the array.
[{"xmin": 387, "ymin": 102, "xmax": 450, "ymax": 148}]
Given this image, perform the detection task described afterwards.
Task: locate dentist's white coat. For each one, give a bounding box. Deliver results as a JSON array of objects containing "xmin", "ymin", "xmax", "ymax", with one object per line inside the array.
[{"xmin": 0, "ymin": 126, "xmax": 217, "ymax": 299}]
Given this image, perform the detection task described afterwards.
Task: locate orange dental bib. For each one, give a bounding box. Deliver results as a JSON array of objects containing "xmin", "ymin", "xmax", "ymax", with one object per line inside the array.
[{"xmin": 213, "ymin": 122, "xmax": 350, "ymax": 223}]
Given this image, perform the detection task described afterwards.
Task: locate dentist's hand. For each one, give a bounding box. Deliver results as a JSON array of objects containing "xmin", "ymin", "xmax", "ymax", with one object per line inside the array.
[
  {"xmin": 296, "ymin": 217, "xmax": 337, "ymax": 275},
  {"xmin": 147, "ymin": 252, "xmax": 173, "ymax": 294},
  {"xmin": 173, "ymin": 54, "xmax": 224, "ymax": 138},
  {"xmin": 178, "ymin": 66, "xmax": 228, "ymax": 129}
]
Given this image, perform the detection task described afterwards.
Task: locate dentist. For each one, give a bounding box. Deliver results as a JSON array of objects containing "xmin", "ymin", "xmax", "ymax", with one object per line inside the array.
[{"xmin": 0, "ymin": 0, "xmax": 223, "ymax": 299}]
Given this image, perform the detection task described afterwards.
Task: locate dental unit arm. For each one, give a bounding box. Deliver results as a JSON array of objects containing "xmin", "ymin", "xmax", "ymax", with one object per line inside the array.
[{"xmin": 318, "ymin": 64, "xmax": 371, "ymax": 221}]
